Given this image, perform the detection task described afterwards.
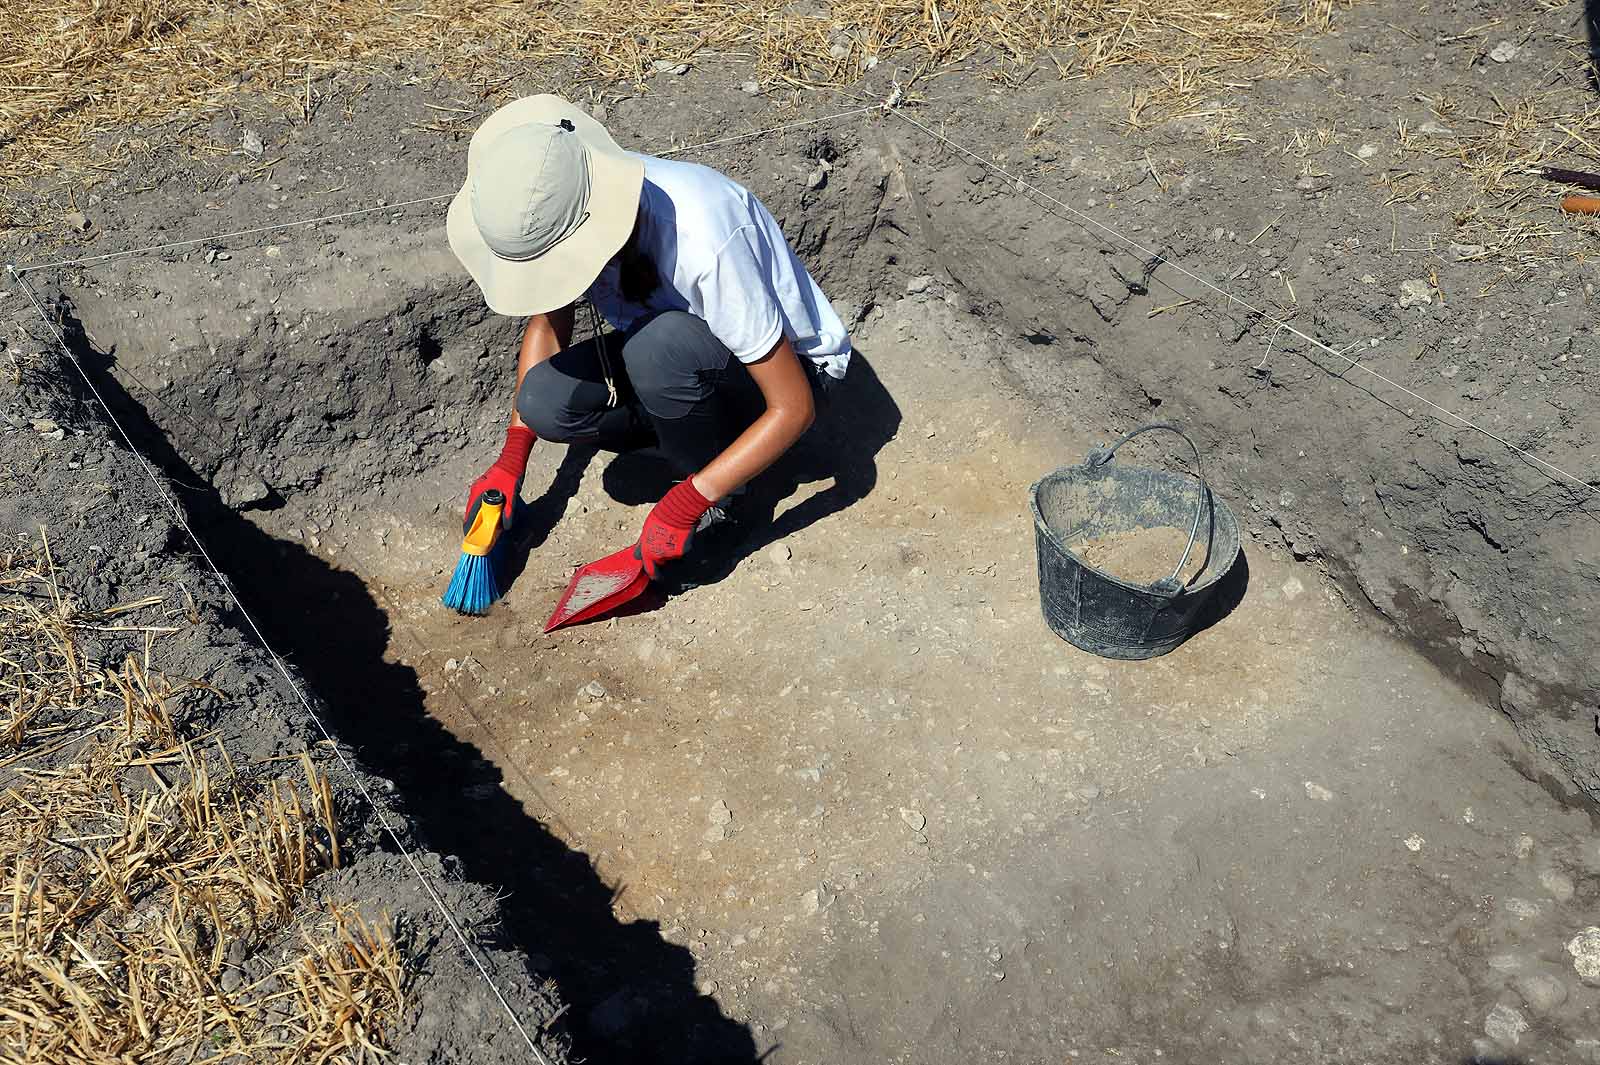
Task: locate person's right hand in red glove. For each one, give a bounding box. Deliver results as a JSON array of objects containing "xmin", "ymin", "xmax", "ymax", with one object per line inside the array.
[
  {"xmin": 465, "ymin": 424, "xmax": 536, "ymax": 532},
  {"xmin": 635, "ymin": 478, "xmax": 714, "ymax": 579}
]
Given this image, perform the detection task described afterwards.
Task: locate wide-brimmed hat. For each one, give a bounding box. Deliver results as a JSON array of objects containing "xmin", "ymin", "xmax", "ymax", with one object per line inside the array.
[{"xmin": 448, "ymin": 95, "xmax": 645, "ymax": 316}]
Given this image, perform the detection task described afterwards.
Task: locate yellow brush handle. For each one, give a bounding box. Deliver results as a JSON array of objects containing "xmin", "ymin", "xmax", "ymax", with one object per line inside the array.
[{"xmin": 461, "ymin": 500, "xmax": 503, "ymax": 557}]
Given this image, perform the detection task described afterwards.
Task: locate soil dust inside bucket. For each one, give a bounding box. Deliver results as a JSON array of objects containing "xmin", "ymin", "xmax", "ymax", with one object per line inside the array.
[
  {"xmin": 1030, "ymin": 424, "xmax": 1241, "ymax": 660},
  {"xmin": 1072, "ymin": 525, "xmax": 1208, "ymax": 587}
]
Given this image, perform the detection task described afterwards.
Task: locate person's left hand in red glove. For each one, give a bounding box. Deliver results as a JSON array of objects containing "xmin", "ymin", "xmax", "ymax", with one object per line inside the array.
[{"xmin": 635, "ymin": 478, "xmax": 714, "ymax": 578}]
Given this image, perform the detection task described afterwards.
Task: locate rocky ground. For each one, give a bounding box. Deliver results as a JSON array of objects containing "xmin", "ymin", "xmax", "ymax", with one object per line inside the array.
[{"xmin": 4, "ymin": 0, "xmax": 1599, "ymax": 1062}]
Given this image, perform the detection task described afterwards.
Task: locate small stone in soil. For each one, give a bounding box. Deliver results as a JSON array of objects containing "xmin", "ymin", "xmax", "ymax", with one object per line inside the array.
[
  {"xmin": 1513, "ymin": 972, "xmax": 1567, "ymax": 1014},
  {"xmin": 1304, "ymin": 781, "xmax": 1334, "ymax": 801},
  {"xmin": 900, "ymin": 808, "xmax": 926, "ymax": 831},
  {"xmin": 1539, "ymin": 868, "xmax": 1575, "ymax": 901},
  {"xmin": 709, "ymin": 799, "xmax": 733, "ymax": 825},
  {"xmin": 1566, "ymin": 927, "xmax": 1600, "ymax": 986},
  {"xmin": 1484, "ymin": 1003, "xmax": 1527, "ymax": 1046},
  {"xmin": 1398, "ymin": 278, "xmax": 1433, "ymax": 308}
]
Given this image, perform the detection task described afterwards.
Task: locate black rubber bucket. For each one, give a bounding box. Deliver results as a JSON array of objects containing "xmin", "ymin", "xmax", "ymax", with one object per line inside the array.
[{"xmin": 1029, "ymin": 423, "xmax": 1241, "ymax": 660}]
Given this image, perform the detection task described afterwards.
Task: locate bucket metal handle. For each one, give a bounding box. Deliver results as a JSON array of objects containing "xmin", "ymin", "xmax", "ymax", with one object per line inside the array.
[{"xmin": 1084, "ymin": 422, "xmax": 1213, "ymax": 595}]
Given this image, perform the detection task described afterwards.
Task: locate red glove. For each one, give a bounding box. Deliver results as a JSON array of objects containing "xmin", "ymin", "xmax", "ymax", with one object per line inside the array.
[
  {"xmin": 465, "ymin": 425, "xmax": 535, "ymax": 532},
  {"xmin": 636, "ymin": 479, "xmax": 713, "ymax": 578}
]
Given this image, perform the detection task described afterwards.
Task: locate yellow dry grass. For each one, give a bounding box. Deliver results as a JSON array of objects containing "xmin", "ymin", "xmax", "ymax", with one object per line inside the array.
[
  {"xmin": 1, "ymin": 534, "xmax": 403, "ymax": 1064},
  {"xmin": 1, "ymin": 0, "xmax": 1354, "ymax": 226},
  {"xmin": 1397, "ymin": 86, "xmax": 1600, "ymax": 266}
]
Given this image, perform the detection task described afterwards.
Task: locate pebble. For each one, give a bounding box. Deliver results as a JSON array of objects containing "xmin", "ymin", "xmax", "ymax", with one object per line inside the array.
[
  {"xmin": 1356, "ymin": 143, "xmax": 1378, "ymax": 159},
  {"xmin": 801, "ymin": 884, "xmax": 836, "ymax": 915},
  {"xmin": 1484, "ymin": 1003, "xmax": 1528, "ymax": 1047},
  {"xmin": 1451, "ymin": 243, "xmax": 1486, "ymax": 261},
  {"xmin": 1303, "ymin": 781, "xmax": 1334, "ymax": 802},
  {"xmin": 709, "ymin": 799, "xmax": 733, "ymax": 825},
  {"xmin": 1566, "ymin": 927, "xmax": 1600, "ymax": 986},
  {"xmin": 1403, "ymin": 833, "xmax": 1425, "ymax": 852},
  {"xmin": 1504, "ymin": 897, "xmax": 1541, "ymax": 919},
  {"xmin": 906, "ymin": 274, "xmax": 937, "ymax": 295},
  {"xmin": 1280, "ymin": 576, "xmax": 1305, "ymax": 602},
  {"xmin": 652, "ymin": 59, "xmax": 691, "ymax": 75},
  {"xmin": 1513, "ymin": 972, "xmax": 1568, "ymax": 1014},
  {"xmin": 1516, "ymin": 835, "xmax": 1536, "ymax": 860},
  {"xmin": 1398, "ymin": 278, "xmax": 1433, "ymax": 308},
  {"xmin": 1489, "ymin": 40, "xmax": 1519, "ymax": 64},
  {"xmin": 1539, "ymin": 868, "xmax": 1575, "ymax": 902},
  {"xmin": 740, "ymin": 80, "xmax": 760, "ymax": 95},
  {"xmin": 766, "ymin": 542, "xmax": 792, "ymax": 564},
  {"xmin": 65, "ymin": 210, "xmax": 91, "ymax": 232},
  {"xmin": 581, "ymin": 680, "xmax": 607, "ymax": 701},
  {"xmin": 899, "ymin": 807, "xmax": 926, "ymax": 832},
  {"xmin": 242, "ymin": 129, "xmax": 265, "ymax": 157},
  {"xmin": 703, "ymin": 825, "xmax": 727, "ymax": 843},
  {"xmin": 805, "ymin": 165, "xmax": 828, "ymax": 190},
  {"xmin": 444, "ymin": 657, "xmax": 460, "ymax": 673}
]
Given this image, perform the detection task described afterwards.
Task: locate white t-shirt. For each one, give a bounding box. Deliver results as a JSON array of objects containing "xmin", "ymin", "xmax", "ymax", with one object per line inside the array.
[{"xmin": 585, "ymin": 156, "xmax": 852, "ymax": 380}]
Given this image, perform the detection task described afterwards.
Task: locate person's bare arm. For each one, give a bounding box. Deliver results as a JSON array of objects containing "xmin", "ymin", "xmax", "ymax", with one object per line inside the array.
[
  {"xmin": 691, "ymin": 336, "xmax": 815, "ymax": 500},
  {"xmin": 510, "ymin": 305, "xmax": 575, "ymax": 429}
]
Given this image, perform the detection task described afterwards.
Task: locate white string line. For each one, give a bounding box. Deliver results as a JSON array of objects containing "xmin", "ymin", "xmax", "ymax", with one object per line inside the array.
[
  {"xmin": 884, "ymin": 105, "xmax": 1596, "ymax": 498},
  {"xmin": 14, "ymin": 195, "xmax": 453, "ymax": 275},
  {"xmin": 5, "ymin": 265, "xmax": 558, "ymax": 1065},
  {"xmin": 11, "ymin": 104, "xmax": 882, "ymax": 276},
  {"xmin": 0, "ymin": 101, "xmax": 881, "ymax": 1058}
]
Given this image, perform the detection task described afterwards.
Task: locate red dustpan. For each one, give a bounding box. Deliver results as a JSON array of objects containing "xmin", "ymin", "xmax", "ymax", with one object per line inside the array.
[{"xmin": 544, "ymin": 545, "xmax": 650, "ymax": 632}]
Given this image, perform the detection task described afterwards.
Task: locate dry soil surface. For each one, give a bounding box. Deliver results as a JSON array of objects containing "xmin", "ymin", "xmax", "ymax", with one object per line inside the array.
[{"xmin": 4, "ymin": 1, "xmax": 1600, "ymax": 1062}]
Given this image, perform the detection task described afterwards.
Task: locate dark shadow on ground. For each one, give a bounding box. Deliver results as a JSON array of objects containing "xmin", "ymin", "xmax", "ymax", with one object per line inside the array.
[
  {"xmin": 1188, "ymin": 546, "xmax": 1250, "ymax": 641},
  {"xmin": 498, "ymin": 442, "xmax": 597, "ymax": 593},
  {"xmin": 71, "ymin": 335, "xmax": 760, "ymax": 1064}
]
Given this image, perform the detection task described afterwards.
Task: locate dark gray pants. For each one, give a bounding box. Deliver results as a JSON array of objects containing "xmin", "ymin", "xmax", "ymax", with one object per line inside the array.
[{"xmin": 516, "ymin": 311, "xmax": 836, "ymax": 477}]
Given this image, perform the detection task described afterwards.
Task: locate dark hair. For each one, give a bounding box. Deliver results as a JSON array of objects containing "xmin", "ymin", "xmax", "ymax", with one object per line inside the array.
[{"xmin": 617, "ymin": 211, "xmax": 659, "ymax": 305}]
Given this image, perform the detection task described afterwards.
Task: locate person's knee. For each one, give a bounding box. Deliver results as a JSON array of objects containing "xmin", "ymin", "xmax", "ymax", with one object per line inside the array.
[
  {"xmin": 515, "ymin": 362, "xmax": 572, "ymax": 441},
  {"xmin": 623, "ymin": 312, "xmax": 722, "ymax": 415}
]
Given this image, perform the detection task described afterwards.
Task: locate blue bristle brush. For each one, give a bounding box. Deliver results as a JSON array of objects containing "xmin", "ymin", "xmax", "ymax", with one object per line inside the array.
[{"xmin": 442, "ymin": 488, "xmax": 507, "ymax": 615}]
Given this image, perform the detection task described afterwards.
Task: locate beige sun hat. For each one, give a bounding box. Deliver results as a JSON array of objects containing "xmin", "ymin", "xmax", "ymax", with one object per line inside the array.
[{"xmin": 448, "ymin": 95, "xmax": 645, "ymax": 317}]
